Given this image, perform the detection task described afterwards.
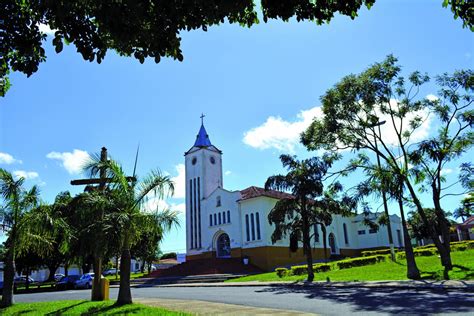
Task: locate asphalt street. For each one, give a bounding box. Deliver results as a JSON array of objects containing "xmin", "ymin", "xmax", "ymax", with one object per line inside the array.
[{"xmin": 12, "ymin": 285, "xmax": 474, "ymax": 315}]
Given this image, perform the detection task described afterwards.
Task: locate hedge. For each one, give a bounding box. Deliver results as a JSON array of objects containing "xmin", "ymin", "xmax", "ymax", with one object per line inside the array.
[
  {"xmin": 361, "ymin": 249, "xmax": 395, "ymax": 257},
  {"xmin": 286, "ymin": 263, "xmax": 332, "ymax": 276},
  {"xmin": 275, "ymin": 268, "xmax": 289, "ymax": 278},
  {"xmin": 336, "ymin": 255, "xmax": 386, "ymax": 270}
]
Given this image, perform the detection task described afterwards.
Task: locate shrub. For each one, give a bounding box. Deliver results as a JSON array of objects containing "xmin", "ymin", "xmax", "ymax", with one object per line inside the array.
[
  {"xmin": 336, "ymin": 255, "xmax": 386, "ymax": 270},
  {"xmin": 291, "ymin": 265, "xmax": 308, "ymax": 276},
  {"xmin": 314, "ymin": 263, "xmax": 331, "ymax": 273},
  {"xmin": 361, "ymin": 249, "xmax": 393, "ymax": 257},
  {"xmin": 275, "ymin": 268, "xmax": 288, "ymax": 278},
  {"xmin": 160, "ymin": 252, "xmax": 177, "ymax": 260}
]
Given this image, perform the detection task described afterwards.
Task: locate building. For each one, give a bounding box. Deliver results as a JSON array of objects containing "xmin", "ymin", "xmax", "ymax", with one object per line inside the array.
[{"xmin": 185, "ymin": 121, "xmax": 404, "ymax": 271}]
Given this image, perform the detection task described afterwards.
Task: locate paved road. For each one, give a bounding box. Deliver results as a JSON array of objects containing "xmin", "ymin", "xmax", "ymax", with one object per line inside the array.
[{"xmin": 13, "ymin": 285, "xmax": 474, "ymax": 315}]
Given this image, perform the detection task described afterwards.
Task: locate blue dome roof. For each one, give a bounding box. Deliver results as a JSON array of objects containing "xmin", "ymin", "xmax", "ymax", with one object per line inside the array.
[{"xmin": 193, "ymin": 124, "xmax": 212, "ymax": 147}]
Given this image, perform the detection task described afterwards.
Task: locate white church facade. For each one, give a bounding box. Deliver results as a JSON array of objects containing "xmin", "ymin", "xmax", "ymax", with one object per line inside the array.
[{"xmin": 185, "ymin": 122, "xmax": 404, "ymax": 271}]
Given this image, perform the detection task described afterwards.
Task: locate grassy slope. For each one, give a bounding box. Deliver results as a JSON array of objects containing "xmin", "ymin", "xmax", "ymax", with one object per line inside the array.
[
  {"xmin": 1, "ymin": 300, "xmax": 189, "ymax": 315},
  {"xmin": 229, "ymin": 249, "xmax": 474, "ymax": 282},
  {"xmin": 105, "ymin": 272, "xmax": 147, "ymax": 282}
]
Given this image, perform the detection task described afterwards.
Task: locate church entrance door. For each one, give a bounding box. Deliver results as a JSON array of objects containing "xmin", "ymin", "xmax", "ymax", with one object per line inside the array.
[
  {"xmin": 217, "ymin": 233, "xmax": 231, "ymax": 258},
  {"xmin": 329, "ymin": 233, "xmax": 338, "ymax": 254}
]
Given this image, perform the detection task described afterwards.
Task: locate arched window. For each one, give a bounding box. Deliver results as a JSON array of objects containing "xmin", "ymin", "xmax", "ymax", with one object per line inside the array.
[
  {"xmin": 218, "ymin": 213, "xmax": 222, "ymax": 225},
  {"xmin": 314, "ymin": 224, "xmax": 319, "ymax": 243},
  {"xmin": 227, "ymin": 210, "xmax": 231, "ymax": 223},
  {"xmin": 214, "ymin": 214, "xmax": 217, "ymax": 226},
  {"xmin": 250, "ymin": 213, "xmax": 255, "ymax": 241},
  {"xmin": 222, "ymin": 212, "xmax": 226, "ymax": 224},
  {"xmin": 209, "ymin": 214, "xmax": 213, "ymax": 226},
  {"xmin": 245, "ymin": 214, "xmax": 250, "ymax": 241},
  {"xmin": 343, "ymin": 223, "xmax": 349, "ymax": 244},
  {"xmin": 256, "ymin": 212, "xmax": 261, "ymax": 240},
  {"xmin": 216, "ymin": 196, "xmax": 221, "ymax": 207}
]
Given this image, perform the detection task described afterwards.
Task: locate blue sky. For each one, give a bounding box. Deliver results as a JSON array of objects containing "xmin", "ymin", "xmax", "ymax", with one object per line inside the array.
[{"xmin": 1, "ymin": 0, "xmax": 473, "ymax": 253}]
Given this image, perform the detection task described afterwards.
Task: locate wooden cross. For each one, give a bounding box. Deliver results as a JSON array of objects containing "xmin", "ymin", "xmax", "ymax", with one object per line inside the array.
[{"xmin": 70, "ymin": 147, "xmax": 136, "ymax": 189}]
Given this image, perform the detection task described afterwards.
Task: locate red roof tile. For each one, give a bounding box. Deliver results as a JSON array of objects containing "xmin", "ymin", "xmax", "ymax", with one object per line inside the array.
[{"xmin": 239, "ymin": 186, "xmax": 294, "ymax": 201}]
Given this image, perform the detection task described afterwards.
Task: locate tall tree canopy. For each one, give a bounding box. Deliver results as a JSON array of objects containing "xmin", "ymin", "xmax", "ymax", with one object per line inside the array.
[{"xmin": 2, "ymin": 0, "xmax": 472, "ymax": 97}]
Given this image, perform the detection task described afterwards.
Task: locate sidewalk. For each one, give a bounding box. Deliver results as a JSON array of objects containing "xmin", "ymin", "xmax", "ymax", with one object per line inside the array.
[
  {"xmin": 128, "ymin": 279, "xmax": 474, "ymax": 290},
  {"xmin": 136, "ymin": 297, "xmax": 317, "ymax": 315}
]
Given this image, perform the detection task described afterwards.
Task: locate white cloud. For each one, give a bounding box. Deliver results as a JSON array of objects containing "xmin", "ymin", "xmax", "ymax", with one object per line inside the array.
[
  {"xmin": 13, "ymin": 170, "xmax": 39, "ymax": 180},
  {"xmin": 441, "ymin": 168, "xmax": 454, "ymax": 176},
  {"xmin": 142, "ymin": 197, "xmax": 185, "ymax": 214},
  {"xmin": 38, "ymin": 23, "xmax": 55, "ymax": 35},
  {"xmin": 243, "ymin": 107, "xmax": 323, "ymax": 152},
  {"xmin": 426, "ymin": 94, "xmax": 439, "ymax": 102},
  {"xmin": 0, "ymin": 152, "xmax": 22, "ymax": 165},
  {"xmin": 170, "ymin": 164, "xmax": 185, "ymax": 199},
  {"xmin": 224, "ymin": 170, "xmax": 232, "ymax": 176},
  {"xmin": 46, "ymin": 149, "xmax": 89, "ymax": 175}
]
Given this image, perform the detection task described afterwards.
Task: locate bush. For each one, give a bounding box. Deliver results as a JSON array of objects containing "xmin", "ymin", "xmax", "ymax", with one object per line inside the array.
[
  {"xmin": 361, "ymin": 249, "xmax": 394, "ymax": 257},
  {"xmin": 397, "ymin": 247, "xmax": 438, "ymax": 260},
  {"xmin": 160, "ymin": 252, "xmax": 177, "ymax": 260},
  {"xmin": 275, "ymin": 268, "xmax": 288, "ymax": 278},
  {"xmin": 336, "ymin": 255, "xmax": 386, "ymax": 270},
  {"xmin": 314, "ymin": 263, "xmax": 331, "ymax": 273},
  {"xmin": 291, "ymin": 265, "xmax": 308, "ymax": 276}
]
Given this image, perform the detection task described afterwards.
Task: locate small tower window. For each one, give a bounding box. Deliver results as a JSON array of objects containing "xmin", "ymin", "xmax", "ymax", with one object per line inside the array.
[
  {"xmin": 222, "ymin": 212, "xmax": 226, "ymax": 224},
  {"xmin": 210, "ymin": 214, "xmax": 213, "ymax": 226},
  {"xmin": 218, "ymin": 213, "xmax": 222, "ymax": 225},
  {"xmin": 227, "ymin": 210, "xmax": 230, "ymax": 223},
  {"xmin": 192, "ymin": 157, "xmax": 197, "ymax": 165},
  {"xmin": 216, "ymin": 196, "xmax": 221, "ymax": 207},
  {"xmin": 210, "ymin": 156, "xmax": 216, "ymax": 164}
]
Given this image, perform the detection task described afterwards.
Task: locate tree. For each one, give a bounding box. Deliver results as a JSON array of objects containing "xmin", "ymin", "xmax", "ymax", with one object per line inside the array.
[
  {"xmin": 84, "ymin": 157, "xmax": 179, "ymax": 305},
  {"xmin": 301, "ymin": 56, "xmax": 473, "ymax": 278},
  {"xmin": 0, "ymin": 169, "xmax": 63, "ymax": 306},
  {"xmin": 265, "ymin": 154, "xmax": 351, "ymax": 282}
]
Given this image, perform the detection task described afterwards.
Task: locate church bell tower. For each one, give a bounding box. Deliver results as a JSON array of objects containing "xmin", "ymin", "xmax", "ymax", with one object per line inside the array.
[{"xmin": 185, "ymin": 115, "xmax": 223, "ymax": 253}]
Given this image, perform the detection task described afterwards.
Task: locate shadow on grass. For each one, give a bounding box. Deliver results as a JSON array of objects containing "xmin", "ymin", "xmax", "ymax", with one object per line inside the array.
[
  {"xmin": 255, "ymin": 285, "xmax": 474, "ymax": 315},
  {"xmin": 81, "ymin": 303, "xmax": 143, "ymax": 315},
  {"xmin": 46, "ymin": 301, "xmax": 88, "ymax": 316}
]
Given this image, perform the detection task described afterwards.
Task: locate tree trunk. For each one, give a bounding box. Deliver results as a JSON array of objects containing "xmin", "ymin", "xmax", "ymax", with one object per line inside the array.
[
  {"xmin": 302, "ymin": 213, "xmax": 314, "ymax": 282},
  {"xmin": 115, "ymin": 255, "xmax": 119, "ymax": 280},
  {"xmin": 91, "ymin": 255, "xmax": 104, "ymax": 301},
  {"xmin": 398, "ymin": 195, "xmax": 420, "ymax": 280},
  {"xmin": 432, "ymin": 182, "xmax": 452, "ymax": 279},
  {"xmin": 47, "ymin": 264, "xmax": 59, "ymax": 282},
  {"xmin": 321, "ymin": 225, "xmax": 328, "ymax": 263},
  {"xmin": 117, "ymin": 235, "xmax": 132, "ymax": 305},
  {"xmin": 1, "ymin": 246, "xmax": 15, "ymax": 307},
  {"xmin": 25, "ymin": 267, "xmax": 30, "ymax": 290},
  {"xmin": 404, "ymin": 178, "xmax": 452, "ymax": 278}
]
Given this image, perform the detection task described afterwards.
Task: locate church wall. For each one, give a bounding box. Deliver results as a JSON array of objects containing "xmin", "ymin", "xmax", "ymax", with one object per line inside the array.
[{"xmin": 201, "ymin": 188, "xmax": 242, "ymax": 254}]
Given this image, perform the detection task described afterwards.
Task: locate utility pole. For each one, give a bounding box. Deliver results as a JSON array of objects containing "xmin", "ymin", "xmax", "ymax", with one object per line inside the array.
[{"xmin": 71, "ymin": 147, "xmax": 135, "ymax": 301}]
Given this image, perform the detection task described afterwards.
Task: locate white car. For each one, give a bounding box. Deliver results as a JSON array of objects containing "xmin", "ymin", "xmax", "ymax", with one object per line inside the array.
[
  {"xmin": 103, "ymin": 268, "xmax": 119, "ymax": 276},
  {"xmin": 74, "ymin": 273, "xmax": 95, "ymax": 289}
]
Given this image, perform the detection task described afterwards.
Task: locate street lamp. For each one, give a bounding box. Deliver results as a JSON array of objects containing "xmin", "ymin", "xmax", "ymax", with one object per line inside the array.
[{"xmin": 369, "ymin": 119, "xmax": 396, "ymax": 262}]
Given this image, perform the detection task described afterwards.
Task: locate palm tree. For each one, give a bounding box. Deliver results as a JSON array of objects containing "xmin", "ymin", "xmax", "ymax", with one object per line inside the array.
[
  {"xmin": 84, "ymin": 157, "xmax": 179, "ymax": 305},
  {"xmin": 265, "ymin": 154, "xmax": 350, "ymax": 282},
  {"xmin": 0, "ymin": 169, "xmax": 39, "ymax": 307}
]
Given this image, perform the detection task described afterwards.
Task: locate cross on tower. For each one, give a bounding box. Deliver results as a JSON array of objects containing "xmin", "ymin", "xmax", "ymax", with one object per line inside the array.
[{"xmin": 200, "ymin": 113, "xmax": 205, "ymax": 125}]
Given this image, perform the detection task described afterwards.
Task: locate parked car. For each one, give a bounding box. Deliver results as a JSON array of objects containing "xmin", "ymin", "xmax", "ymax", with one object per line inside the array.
[
  {"xmin": 13, "ymin": 276, "xmax": 36, "ymax": 289},
  {"xmin": 74, "ymin": 273, "xmax": 95, "ymax": 289},
  {"xmin": 103, "ymin": 268, "xmax": 119, "ymax": 276},
  {"xmin": 54, "ymin": 273, "xmax": 65, "ymax": 282},
  {"xmin": 55, "ymin": 275, "xmax": 80, "ymax": 290}
]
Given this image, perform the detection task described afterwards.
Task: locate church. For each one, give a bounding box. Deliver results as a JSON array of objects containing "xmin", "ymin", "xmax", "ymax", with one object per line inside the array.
[{"xmin": 185, "ymin": 121, "xmax": 404, "ymax": 271}]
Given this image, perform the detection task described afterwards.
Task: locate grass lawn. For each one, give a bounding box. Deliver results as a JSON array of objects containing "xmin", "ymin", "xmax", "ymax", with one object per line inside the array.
[
  {"xmin": 105, "ymin": 272, "xmax": 147, "ymax": 282},
  {"xmin": 229, "ymin": 249, "xmax": 474, "ymax": 282},
  {"xmin": 0, "ymin": 300, "xmax": 189, "ymax": 315}
]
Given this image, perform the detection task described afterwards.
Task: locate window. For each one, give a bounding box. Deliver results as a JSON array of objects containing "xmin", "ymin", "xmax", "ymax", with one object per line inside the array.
[
  {"xmin": 358, "ymin": 230, "xmax": 366, "ymax": 235},
  {"xmin": 227, "ymin": 210, "xmax": 230, "ymax": 223},
  {"xmin": 214, "ymin": 214, "xmax": 217, "ymax": 226},
  {"xmin": 245, "ymin": 214, "xmax": 250, "ymax": 241},
  {"xmin": 251, "ymin": 213, "xmax": 255, "ymax": 241},
  {"xmin": 397, "ymin": 229, "xmax": 402, "ymax": 246},
  {"xmin": 218, "ymin": 213, "xmax": 222, "ymax": 225},
  {"xmin": 209, "ymin": 214, "xmax": 213, "ymax": 226},
  {"xmin": 343, "ymin": 223, "xmax": 349, "ymax": 244},
  {"xmin": 314, "ymin": 224, "xmax": 319, "ymax": 243},
  {"xmin": 222, "ymin": 212, "xmax": 226, "ymax": 224},
  {"xmin": 369, "ymin": 228, "xmax": 377, "ymax": 234},
  {"xmin": 256, "ymin": 212, "xmax": 261, "ymax": 240},
  {"xmin": 216, "ymin": 196, "xmax": 221, "ymax": 207}
]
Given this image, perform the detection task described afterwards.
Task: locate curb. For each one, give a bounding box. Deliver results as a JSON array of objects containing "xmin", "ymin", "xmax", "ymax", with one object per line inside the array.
[{"xmin": 129, "ymin": 280, "xmax": 474, "ymax": 291}]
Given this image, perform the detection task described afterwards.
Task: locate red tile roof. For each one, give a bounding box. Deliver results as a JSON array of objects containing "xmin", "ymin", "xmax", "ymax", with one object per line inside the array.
[
  {"xmin": 461, "ymin": 216, "xmax": 474, "ymax": 226},
  {"xmin": 239, "ymin": 186, "xmax": 294, "ymax": 201}
]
